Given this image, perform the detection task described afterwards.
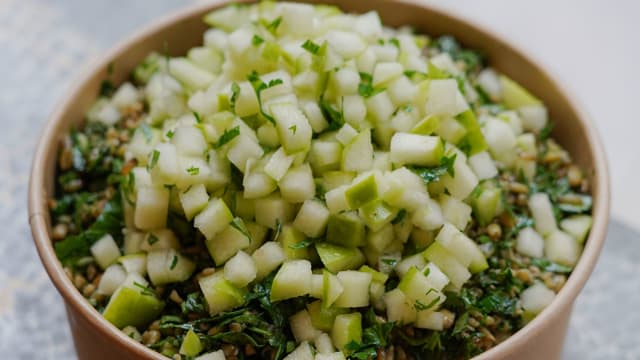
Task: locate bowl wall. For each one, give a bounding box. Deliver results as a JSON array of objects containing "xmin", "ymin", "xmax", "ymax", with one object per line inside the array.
[{"xmin": 28, "ymin": 1, "xmax": 610, "ymax": 359}]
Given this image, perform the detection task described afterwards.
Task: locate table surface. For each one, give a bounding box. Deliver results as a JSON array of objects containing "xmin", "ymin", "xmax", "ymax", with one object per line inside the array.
[{"xmin": 1, "ymin": 0, "xmax": 638, "ymax": 359}]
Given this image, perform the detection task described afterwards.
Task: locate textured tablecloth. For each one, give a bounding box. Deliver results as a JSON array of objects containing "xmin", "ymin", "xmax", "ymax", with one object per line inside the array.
[{"xmin": 1, "ymin": 1, "xmax": 638, "ymax": 359}]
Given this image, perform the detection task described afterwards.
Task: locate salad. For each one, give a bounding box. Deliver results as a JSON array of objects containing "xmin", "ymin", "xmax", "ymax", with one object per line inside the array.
[{"xmin": 49, "ymin": 2, "xmax": 593, "ymax": 359}]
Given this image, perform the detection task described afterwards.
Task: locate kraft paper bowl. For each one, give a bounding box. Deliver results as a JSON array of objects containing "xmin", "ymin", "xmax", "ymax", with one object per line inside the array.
[{"xmin": 29, "ymin": 1, "xmax": 610, "ymax": 359}]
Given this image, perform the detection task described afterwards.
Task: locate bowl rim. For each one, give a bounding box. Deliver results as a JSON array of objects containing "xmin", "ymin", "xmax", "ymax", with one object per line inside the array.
[{"xmin": 28, "ymin": 1, "xmax": 610, "ymax": 359}]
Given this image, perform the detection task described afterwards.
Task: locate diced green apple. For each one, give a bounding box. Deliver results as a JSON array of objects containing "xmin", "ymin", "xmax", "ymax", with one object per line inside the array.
[
  {"xmin": 341, "ymin": 128, "xmax": 373, "ymax": 172},
  {"xmin": 383, "ymin": 288, "xmax": 416, "ymax": 324},
  {"xmin": 179, "ymin": 329, "xmax": 203, "ymax": 357},
  {"xmin": 254, "ymin": 194, "xmax": 296, "ymax": 229},
  {"xmin": 520, "ymin": 282, "xmax": 556, "ymax": 318},
  {"xmin": 280, "ymin": 225, "xmax": 313, "ymax": 260},
  {"xmin": 471, "ymin": 182, "xmax": 503, "ymax": 226},
  {"xmin": 322, "ymin": 269, "xmax": 345, "ymax": 308},
  {"xmin": 97, "ymin": 264, "xmax": 126, "ymax": 296},
  {"xmin": 499, "ymin": 75, "xmax": 542, "ymax": 109},
  {"xmin": 179, "ymin": 184, "xmax": 209, "ymax": 221},
  {"xmin": 545, "ymin": 230, "xmax": 579, "ymax": 267},
  {"xmin": 103, "ymin": 286, "xmax": 164, "ymax": 329},
  {"xmin": 90, "ymin": 234, "xmax": 121, "ymax": 270},
  {"xmin": 359, "ymin": 200, "xmax": 397, "ymax": 232},
  {"xmin": 398, "ymin": 267, "xmax": 444, "ymax": 307},
  {"xmin": 147, "ymin": 249, "xmax": 196, "ymax": 285},
  {"xmin": 307, "ymin": 300, "xmax": 348, "ymax": 332},
  {"xmin": 435, "ymin": 223, "xmax": 488, "ymax": 274},
  {"xmin": 345, "ymin": 174, "xmax": 378, "ymax": 209},
  {"xmin": 293, "ymin": 199, "xmax": 330, "ymax": 238},
  {"xmin": 270, "ymin": 260, "xmax": 312, "ymax": 302},
  {"xmin": 252, "ymin": 242, "xmax": 286, "ymax": 280},
  {"xmin": 331, "ymin": 313, "xmax": 362, "ymax": 352},
  {"xmin": 529, "ymin": 193, "xmax": 558, "ymax": 237},
  {"xmin": 560, "ymin": 215, "xmax": 592, "ymax": 245},
  {"xmin": 316, "ymin": 242, "xmax": 366, "ymax": 273},
  {"xmin": 326, "ymin": 211, "xmax": 365, "ymax": 248},
  {"xmin": 199, "ymin": 272, "xmax": 246, "ymax": 315},
  {"xmin": 333, "ymin": 271, "xmax": 372, "ymax": 308},
  {"xmin": 283, "ymin": 341, "xmax": 314, "ymax": 360},
  {"xmin": 390, "ymin": 133, "xmax": 443, "ymax": 167},
  {"xmin": 423, "ymin": 242, "xmax": 471, "ymax": 289},
  {"xmin": 289, "ymin": 309, "xmax": 321, "ymax": 342},
  {"xmin": 205, "ymin": 223, "xmax": 250, "ymax": 266},
  {"xmin": 223, "ymin": 250, "xmax": 257, "ymax": 287},
  {"xmin": 271, "ymin": 103, "xmax": 313, "ymax": 153},
  {"xmin": 194, "ymin": 198, "xmax": 233, "ymax": 241}
]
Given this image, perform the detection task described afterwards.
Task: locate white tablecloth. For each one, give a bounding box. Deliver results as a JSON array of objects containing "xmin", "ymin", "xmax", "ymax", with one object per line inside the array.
[{"xmin": 0, "ymin": 1, "xmax": 637, "ymax": 359}]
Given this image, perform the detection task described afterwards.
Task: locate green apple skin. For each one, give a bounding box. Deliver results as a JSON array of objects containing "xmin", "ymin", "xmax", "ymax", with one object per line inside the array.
[{"xmin": 103, "ymin": 286, "xmax": 164, "ymax": 329}]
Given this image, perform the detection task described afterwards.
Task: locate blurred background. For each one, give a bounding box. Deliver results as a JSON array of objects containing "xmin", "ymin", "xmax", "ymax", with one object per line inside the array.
[{"xmin": 0, "ymin": 0, "xmax": 638, "ymax": 359}]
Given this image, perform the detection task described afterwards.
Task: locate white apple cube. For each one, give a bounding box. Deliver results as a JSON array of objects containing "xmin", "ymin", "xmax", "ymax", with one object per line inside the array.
[
  {"xmin": 293, "ymin": 200, "xmax": 331, "ymax": 238},
  {"xmin": 224, "ymin": 250, "xmax": 257, "ymax": 287},
  {"xmin": 252, "ymin": 242, "xmax": 286, "ymax": 280},
  {"xmin": 279, "ymin": 164, "xmax": 315, "ymax": 203},
  {"xmin": 271, "ymin": 260, "xmax": 312, "ymax": 302},
  {"xmin": 333, "ymin": 271, "xmax": 372, "ymax": 308},
  {"xmin": 194, "ymin": 198, "xmax": 233, "ymax": 241},
  {"xmin": 90, "ymin": 234, "xmax": 121, "ymax": 270},
  {"xmin": 271, "ymin": 103, "xmax": 313, "ymax": 154}
]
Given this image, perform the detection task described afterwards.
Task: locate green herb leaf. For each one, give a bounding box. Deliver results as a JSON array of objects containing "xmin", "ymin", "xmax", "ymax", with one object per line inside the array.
[
  {"xmin": 169, "ymin": 255, "xmax": 178, "ymax": 270},
  {"xmin": 247, "ymin": 71, "xmax": 283, "ymax": 124},
  {"xmin": 252, "ymin": 35, "xmax": 265, "ymax": 46},
  {"xmin": 410, "ymin": 153, "xmax": 457, "ymax": 183},
  {"xmin": 288, "ymin": 238, "xmax": 313, "ymax": 250},
  {"xmin": 288, "ymin": 124, "xmax": 297, "ymax": 134},
  {"xmin": 215, "ymin": 126, "xmax": 241, "ymax": 148},
  {"xmin": 193, "ymin": 111, "xmax": 202, "ymax": 123},
  {"xmin": 272, "ymin": 219, "xmax": 283, "ymax": 242},
  {"xmin": 147, "ymin": 234, "xmax": 159, "ymax": 245},
  {"xmin": 133, "ymin": 281, "xmax": 156, "ymax": 296},
  {"xmin": 477, "ymin": 291, "xmax": 517, "ymax": 316},
  {"xmin": 230, "ymin": 217, "xmax": 252, "ymax": 242},
  {"xmin": 381, "ymin": 258, "xmax": 398, "ymax": 267},
  {"xmin": 391, "ymin": 209, "xmax": 407, "ymax": 225},
  {"xmin": 54, "ymin": 194, "xmax": 124, "ymax": 265},
  {"xmin": 318, "ymin": 97, "xmax": 344, "ymax": 131},
  {"xmin": 530, "ymin": 258, "xmax": 573, "ymax": 273},
  {"xmin": 301, "ymin": 39, "xmax": 321, "ymax": 55},
  {"xmin": 357, "ymin": 72, "xmax": 385, "ymax": 98},
  {"xmin": 147, "ymin": 150, "xmax": 160, "ymax": 170},
  {"xmin": 230, "ymin": 82, "xmax": 241, "ymax": 112},
  {"xmin": 452, "ymin": 311, "xmax": 469, "ymax": 335},
  {"xmin": 186, "ymin": 166, "xmax": 200, "ymax": 176},
  {"xmin": 165, "ymin": 129, "xmax": 175, "ymax": 139},
  {"xmin": 263, "ymin": 16, "xmax": 282, "ymax": 34}
]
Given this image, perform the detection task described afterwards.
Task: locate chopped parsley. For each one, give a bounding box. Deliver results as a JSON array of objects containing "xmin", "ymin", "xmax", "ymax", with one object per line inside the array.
[
  {"xmin": 252, "ymin": 35, "xmax": 265, "ymax": 46},
  {"xmin": 147, "ymin": 234, "xmax": 159, "ymax": 245},
  {"xmin": 169, "ymin": 255, "xmax": 178, "ymax": 270},
  {"xmin": 410, "ymin": 153, "xmax": 457, "ymax": 184},
  {"xmin": 301, "ymin": 39, "xmax": 321, "ymax": 55},
  {"xmin": 147, "ymin": 150, "xmax": 160, "ymax": 170},
  {"xmin": 247, "ymin": 70, "xmax": 283, "ymax": 124},
  {"xmin": 215, "ymin": 126, "xmax": 241, "ymax": 148},
  {"xmin": 318, "ymin": 96, "xmax": 344, "ymax": 131},
  {"xmin": 229, "ymin": 217, "xmax": 252, "ymax": 242},
  {"xmin": 186, "ymin": 166, "xmax": 199, "ymax": 176},
  {"xmin": 288, "ymin": 238, "xmax": 313, "ymax": 250},
  {"xmin": 230, "ymin": 82, "xmax": 241, "ymax": 112},
  {"xmin": 357, "ymin": 72, "xmax": 385, "ymax": 98}
]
